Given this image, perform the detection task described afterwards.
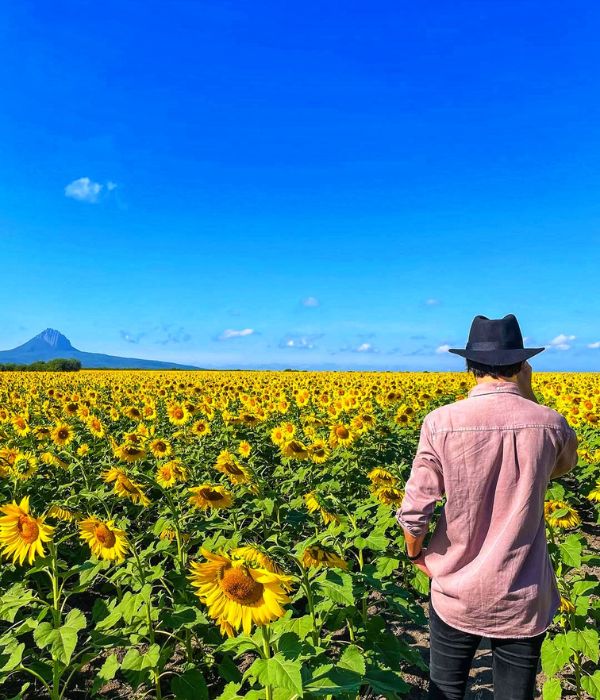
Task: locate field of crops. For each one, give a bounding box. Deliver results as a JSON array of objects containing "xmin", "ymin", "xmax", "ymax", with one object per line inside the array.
[{"xmin": 0, "ymin": 370, "xmax": 598, "ymax": 700}]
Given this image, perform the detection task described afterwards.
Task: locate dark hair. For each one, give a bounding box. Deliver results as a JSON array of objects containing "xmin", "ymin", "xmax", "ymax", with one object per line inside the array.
[{"xmin": 466, "ymin": 359, "xmax": 524, "ymax": 379}]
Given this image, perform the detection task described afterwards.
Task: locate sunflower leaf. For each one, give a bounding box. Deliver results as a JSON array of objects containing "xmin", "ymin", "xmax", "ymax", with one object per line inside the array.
[
  {"xmin": 542, "ymin": 677, "xmax": 562, "ymax": 700},
  {"xmin": 170, "ymin": 668, "xmax": 209, "ymax": 700},
  {"xmin": 245, "ymin": 654, "xmax": 303, "ymax": 695},
  {"xmin": 558, "ymin": 535, "xmax": 583, "ymax": 568}
]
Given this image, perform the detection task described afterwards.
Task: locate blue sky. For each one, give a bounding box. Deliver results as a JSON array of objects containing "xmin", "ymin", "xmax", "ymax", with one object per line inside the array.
[{"xmin": 1, "ymin": 1, "xmax": 599, "ymax": 370}]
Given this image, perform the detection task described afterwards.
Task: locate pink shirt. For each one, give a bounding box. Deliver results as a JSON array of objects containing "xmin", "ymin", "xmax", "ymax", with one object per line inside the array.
[{"xmin": 396, "ymin": 380, "xmax": 577, "ymax": 638}]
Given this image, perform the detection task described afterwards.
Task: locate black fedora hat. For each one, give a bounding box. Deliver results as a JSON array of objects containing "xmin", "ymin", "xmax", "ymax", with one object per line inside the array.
[{"xmin": 448, "ymin": 314, "xmax": 545, "ymax": 364}]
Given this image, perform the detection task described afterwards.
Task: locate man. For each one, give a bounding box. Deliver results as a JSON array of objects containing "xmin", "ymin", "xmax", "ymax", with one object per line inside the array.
[{"xmin": 396, "ymin": 314, "xmax": 579, "ymax": 700}]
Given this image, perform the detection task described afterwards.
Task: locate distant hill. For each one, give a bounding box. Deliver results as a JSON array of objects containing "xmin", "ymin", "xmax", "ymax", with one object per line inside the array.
[{"xmin": 0, "ymin": 329, "xmax": 200, "ymax": 370}]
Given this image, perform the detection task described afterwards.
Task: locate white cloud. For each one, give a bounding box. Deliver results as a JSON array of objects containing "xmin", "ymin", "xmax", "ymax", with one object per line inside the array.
[
  {"xmin": 65, "ymin": 177, "xmax": 103, "ymax": 203},
  {"xmin": 436, "ymin": 344, "xmax": 450, "ymax": 354},
  {"xmin": 106, "ymin": 181, "xmax": 118, "ymax": 191},
  {"xmin": 425, "ymin": 298, "xmax": 441, "ymax": 306},
  {"xmin": 302, "ymin": 296, "xmax": 320, "ymax": 307},
  {"xmin": 548, "ymin": 334, "xmax": 576, "ymax": 351},
  {"xmin": 279, "ymin": 333, "xmax": 322, "ymax": 349},
  {"xmin": 587, "ymin": 341, "xmax": 600, "ymax": 349},
  {"xmin": 354, "ymin": 342, "xmax": 377, "ymax": 353},
  {"xmin": 218, "ymin": 328, "xmax": 255, "ymax": 340}
]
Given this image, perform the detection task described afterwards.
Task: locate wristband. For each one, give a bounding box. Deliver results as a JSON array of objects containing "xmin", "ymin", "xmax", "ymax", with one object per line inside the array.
[{"xmin": 407, "ymin": 548, "xmax": 423, "ymax": 561}]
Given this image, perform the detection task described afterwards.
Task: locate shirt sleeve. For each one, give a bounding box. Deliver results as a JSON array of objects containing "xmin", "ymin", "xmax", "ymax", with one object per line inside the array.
[
  {"xmin": 553, "ymin": 416, "xmax": 578, "ymax": 473},
  {"xmin": 396, "ymin": 415, "xmax": 445, "ymax": 538}
]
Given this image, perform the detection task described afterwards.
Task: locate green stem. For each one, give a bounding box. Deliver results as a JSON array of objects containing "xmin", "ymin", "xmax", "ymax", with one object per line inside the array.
[
  {"xmin": 302, "ymin": 568, "xmax": 319, "ymax": 646},
  {"xmin": 262, "ymin": 625, "xmax": 273, "ymax": 700}
]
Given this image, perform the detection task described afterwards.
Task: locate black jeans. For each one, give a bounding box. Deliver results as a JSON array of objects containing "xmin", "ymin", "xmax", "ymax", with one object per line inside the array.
[{"xmin": 428, "ymin": 594, "xmax": 547, "ymax": 699}]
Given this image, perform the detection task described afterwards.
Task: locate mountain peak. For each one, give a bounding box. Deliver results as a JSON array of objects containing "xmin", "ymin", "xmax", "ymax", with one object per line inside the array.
[{"xmin": 33, "ymin": 328, "xmax": 74, "ymax": 350}]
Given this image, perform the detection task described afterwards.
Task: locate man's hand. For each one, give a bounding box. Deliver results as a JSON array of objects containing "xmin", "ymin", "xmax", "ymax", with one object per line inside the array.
[
  {"xmin": 413, "ymin": 549, "xmax": 432, "ymax": 578},
  {"xmin": 516, "ymin": 360, "xmax": 538, "ymax": 403}
]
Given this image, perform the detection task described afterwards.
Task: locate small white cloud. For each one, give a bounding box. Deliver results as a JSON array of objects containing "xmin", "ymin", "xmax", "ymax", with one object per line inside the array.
[
  {"xmin": 302, "ymin": 296, "xmax": 320, "ymax": 307},
  {"xmin": 218, "ymin": 328, "xmax": 255, "ymax": 340},
  {"xmin": 436, "ymin": 344, "xmax": 450, "ymax": 354},
  {"xmin": 355, "ymin": 342, "xmax": 377, "ymax": 353},
  {"xmin": 587, "ymin": 341, "xmax": 600, "ymax": 349},
  {"xmin": 65, "ymin": 177, "xmax": 103, "ymax": 203},
  {"xmin": 425, "ymin": 298, "xmax": 441, "ymax": 306},
  {"xmin": 106, "ymin": 181, "xmax": 118, "ymax": 191},
  {"xmin": 279, "ymin": 333, "xmax": 322, "ymax": 349},
  {"xmin": 548, "ymin": 334, "xmax": 576, "ymax": 351}
]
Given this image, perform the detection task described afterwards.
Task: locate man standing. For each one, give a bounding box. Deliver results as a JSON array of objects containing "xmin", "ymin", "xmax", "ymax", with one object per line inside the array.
[{"xmin": 396, "ymin": 314, "xmax": 579, "ymax": 700}]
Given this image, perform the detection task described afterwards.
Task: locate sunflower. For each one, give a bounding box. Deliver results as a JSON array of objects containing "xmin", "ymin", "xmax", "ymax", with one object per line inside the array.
[
  {"xmin": 558, "ymin": 596, "xmax": 575, "ymax": 613},
  {"xmin": 40, "ymin": 451, "xmax": 69, "ymax": 469},
  {"xmin": 114, "ymin": 474, "xmax": 151, "ymax": 507},
  {"xmin": 586, "ymin": 481, "xmax": 600, "ymax": 503},
  {"xmin": 33, "ymin": 426, "xmax": 52, "ymax": 441},
  {"xmin": 281, "ymin": 439, "xmax": 309, "ymax": 460},
  {"xmin": 328, "ymin": 424, "xmax": 353, "ymax": 448},
  {"xmin": 77, "ymin": 444, "xmax": 89, "ymax": 457},
  {"xmin": 308, "ymin": 440, "xmax": 329, "ymax": 464},
  {"xmin": 304, "ymin": 491, "xmax": 340, "ymax": 525},
  {"xmin": 11, "ymin": 415, "xmax": 30, "ymax": 437},
  {"xmin": 0, "ymin": 496, "xmax": 54, "ymax": 565},
  {"xmin": 368, "ymin": 467, "xmax": 397, "ymax": 487},
  {"xmin": 188, "ymin": 547, "xmax": 293, "ymax": 636},
  {"xmin": 215, "ymin": 450, "xmax": 252, "ymax": 485},
  {"xmin": 301, "ymin": 545, "xmax": 348, "ymax": 570},
  {"xmin": 188, "ymin": 485, "xmax": 233, "ymax": 510},
  {"xmin": 150, "ymin": 438, "xmax": 172, "ymax": 459},
  {"xmin": 79, "ymin": 517, "xmax": 128, "ymax": 562},
  {"xmin": 114, "ymin": 442, "xmax": 146, "ymax": 463},
  {"xmin": 9, "ymin": 452, "xmax": 38, "ymax": 481},
  {"xmin": 47, "ymin": 505, "xmax": 81, "ymax": 522},
  {"xmin": 156, "ymin": 460, "xmax": 187, "ymax": 488},
  {"xmin": 238, "ymin": 441, "xmax": 252, "ymax": 458},
  {"xmin": 159, "ymin": 528, "xmax": 191, "ymax": 543},
  {"xmin": 191, "ymin": 419, "xmax": 211, "ymax": 437},
  {"xmin": 231, "ymin": 545, "xmax": 289, "ymax": 580},
  {"xmin": 372, "ymin": 485, "xmax": 405, "ymax": 506},
  {"xmin": 167, "ymin": 403, "xmax": 190, "ymax": 426},
  {"xmin": 51, "ymin": 422, "xmax": 74, "ymax": 447},
  {"xmin": 87, "ymin": 416, "xmax": 105, "ymax": 438},
  {"xmin": 544, "ymin": 500, "xmax": 581, "ymax": 529}
]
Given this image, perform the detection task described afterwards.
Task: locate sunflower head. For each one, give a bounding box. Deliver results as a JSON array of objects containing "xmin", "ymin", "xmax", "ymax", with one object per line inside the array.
[
  {"xmin": 0, "ymin": 496, "xmax": 54, "ymax": 566},
  {"xmin": 544, "ymin": 500, "xmax": 581, "ymax": 529}
]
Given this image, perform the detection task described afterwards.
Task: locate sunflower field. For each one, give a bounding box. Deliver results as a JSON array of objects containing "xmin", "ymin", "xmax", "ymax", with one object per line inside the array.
[{"xmin": 0, "ymin": 370, "xmax": 598, "ymax": 700}]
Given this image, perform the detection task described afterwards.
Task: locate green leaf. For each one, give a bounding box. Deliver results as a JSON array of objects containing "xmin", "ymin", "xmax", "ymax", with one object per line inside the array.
[
  {"xmin": 120, "ymin": 644, "xmax": 161, "ymax": 688},
  {"xmin": 365, "ymin": 668, "xmax": 410, "ymax": 697},
  {"xmin": 374, "ymin": 556, "xmax": 400, "ymax": 579},
  {"xmin": 363, "ymin": 533, "xmax": 390, "ymax": 551},
  {"xmin": 306, "ymin": 662, "xmax": 363, "ymax": 694},
  {"xmin": 246, "ymin": 654, "xmax": 303, "ymax": 695},
  {"xmin": 171, "ymin": 669, "xmax": 209, "ymax": 700},
  {"xmin": 0, "ymin": 584, "xmax": 35, "ymax": 622},
  {"xmin": 315, "ymin": 570, "xmax": 354, "ymax": 606},
  {"xmin": 0, "ymin": 641, "xmax": 24, "ymax": 672},
  {"xmin": 216, "ymin": 682, "xmax": 243, "ymax": 700},
  {"xmin": 558, "ymin": 534, "xmax": 583, "ymax": 568},
  {"xmin": 541, "ymin": 635, "xmax": 573, "ymax": 676},
  {"xmin": 91, "ymin": 653, "xmax": 120, "ymax": 695},
  {"xmin": 566, "ymin": 628, "xmax": 599, "ymax": 664},
  {"xmin": 410, "ymin": 568, "xmax": 430, "ymax": 595},
  {"xmin": 582, "ymin": 671, "xmax": 600, "ymax": 699},
  {"xmin": 339, "ymin": 645, "xmax": 366, "ymax": 676},
  {"xmin": 542, "ymin": 678, "xmax": 562, "ymax": 700}
]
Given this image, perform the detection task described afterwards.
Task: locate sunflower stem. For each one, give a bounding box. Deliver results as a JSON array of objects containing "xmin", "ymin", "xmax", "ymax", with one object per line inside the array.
[
  {"xmin": 301, "ymin": 568, "xmax": 319, "ymax": 646},
  {"xmin": 261, "ymin": 625, "xmax": 273, "ymax": 700}
]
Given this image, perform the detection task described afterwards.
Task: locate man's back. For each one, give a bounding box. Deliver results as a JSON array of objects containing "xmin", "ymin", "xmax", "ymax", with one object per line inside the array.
[{"xmin": 397, "ymin": 379, "xmax": 577, "ymax": 637}]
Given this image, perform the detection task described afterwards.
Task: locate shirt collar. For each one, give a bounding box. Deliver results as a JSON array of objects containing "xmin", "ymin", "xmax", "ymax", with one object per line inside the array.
[{"xmin": 468, "ymin": 380, "xmax": 523, "ymax": 398}]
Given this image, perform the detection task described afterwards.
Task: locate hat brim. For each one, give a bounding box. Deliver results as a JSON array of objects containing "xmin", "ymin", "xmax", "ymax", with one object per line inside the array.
[{"xmin": 447, "ymin": 347, "xmax": 545, "ymax": 364}]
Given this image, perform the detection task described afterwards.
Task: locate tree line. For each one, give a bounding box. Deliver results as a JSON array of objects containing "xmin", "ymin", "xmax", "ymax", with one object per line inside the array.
[{"xmin": 0, "ymin": 358, "xmax": 82, "ymax": 372}]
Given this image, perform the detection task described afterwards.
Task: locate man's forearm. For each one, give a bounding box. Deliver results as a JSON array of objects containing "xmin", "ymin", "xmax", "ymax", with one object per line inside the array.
[{"xmin": 402, "ymin": 528, "xmax": 427, "ymax": 556}]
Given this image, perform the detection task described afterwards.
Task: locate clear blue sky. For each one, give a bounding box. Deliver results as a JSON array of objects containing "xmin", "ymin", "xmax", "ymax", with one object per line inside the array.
[{"xmin": 1, "ymin": 1, "xmax": 599, "ymax": 370}]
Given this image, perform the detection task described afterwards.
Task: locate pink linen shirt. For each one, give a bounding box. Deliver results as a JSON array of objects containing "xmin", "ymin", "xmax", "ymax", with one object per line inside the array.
[{"xmin": 396, "ymin": 379, "xmax": 577, "ymax": 638}]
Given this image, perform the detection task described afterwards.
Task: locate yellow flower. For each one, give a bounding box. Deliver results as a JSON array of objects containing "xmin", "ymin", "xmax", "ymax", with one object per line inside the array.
[
  {"xmin": 114, "ymin": 442, "xmax": 146, "ymax": 463},
  {"xmin": 188, "ymin": 548, "xmax": 293, "ymax": 636},
  {"xmin": 301, "ymin": 545, "xmax": 348, "ymax": 570},
  {"xmin": 87, "ymin": 416, "xmax": 105, "ymax": 438},
  {"xmin": 103, "ymin": 468, "xmax": 151, "ymax": 506},
  {"xmin": 367, "ymin": 467, "xmax": 397, "ymax": 487},
  {"xmin": 150, "ymin": 438, "xmax": 172, "ymax": 459},
  {"xmin": 51, "ymin": 422, "xmax": 74, "ymax": 447},
  {"xmin": 191, "ymin": 419, "xmax": 211, "ymax": 437},
  {"xmin": 167, "ymin": 403, "xmax": 190, "ymax": 426},
  {"xmin": 238, "ymin": 441, "xmax": 252, "ymax": 458},
  {"xmin": 47, "ymin": 505, "xmax": 81, "ymax": 522},
  {"xmin": 156, "ymin": 460, "xmax": 187, "ymax": 488},
  {"xmin": 215, "ymin": 450, "xmax": 252, "ymax": 485},
  {"xmin": 308, "ymin": 440, "xmax": 329, "ymax": 464},
  {"xmin": 79, "ymin": 517, "xmax": 128, "ymax": 561},
  {"xmin": 9, "ymin": 452, "xmax": 38, "ymax": 481},
  {"xmin": 77, "ymin": 444, "xmax": 90, "ymax": 457},
  {"xmin": 281, "ymin": 439, "xmax": 309, "ymax": 460},
  {"xmin": 11, "ymin": 414, "xmax": 30, "ymax": 437},
  {"xmin": 586, "ymin": 481, "xmax": 600, "ymax": 503},
  {"xmin": 159, "ymin": 528, "xmax": 190, "ymax": 543},
  {"xmin": 544, "ymin": 500, "xmax": 581, "ymax": 529},
  {"xmin": 188, "ymin": 485, "xmax": 233, "ymax": 510},
  {"xmin": 304, "ymin": 491, "xmax": 340, "ymax": 525},
  {"xmin": 558, "ymin": 596, "xmax": 575, "ymax": 613},
  {"xmin": 328, "ymin": 423, "xmax": 353, "ymax": 448},
  {"xmin": 0, "ymin": 496, "xmax": 54, "ymax": 565},
  {"xmin": 372, "ymin": 485, "xmax": 405, "ymax": 506}
]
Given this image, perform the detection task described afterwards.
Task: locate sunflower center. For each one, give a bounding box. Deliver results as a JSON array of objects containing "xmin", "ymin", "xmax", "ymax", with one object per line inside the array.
[
  {"xmin": 224, "ymin": 462, "xmax": 243, "ymax": 475},
  {"xmin": 220, "ymin": 567, "xmax": 264, "ymax": 604},
  {"xmin": 18, "ymin": 515, "xmax": 39, "ymax": 543},
  {"xmin": 94, "ymin": 523, "xmax": 117, "ymax": 548},
  {"xmin": 200, "ymin": 488, "xmax": 222, "ymax": 501},
  {"xmin": 58, "ymin": 429, "xmax": 69, "ymax": 440},
  {"xmin": 335, "ymin": 426, "xmax": 349, "ymax": 438}
]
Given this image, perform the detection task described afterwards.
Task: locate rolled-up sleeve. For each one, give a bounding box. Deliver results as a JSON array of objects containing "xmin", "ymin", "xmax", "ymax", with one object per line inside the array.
[{"xmin": 396, "ymin": 415, "xmax": 445, "ymax": 537}]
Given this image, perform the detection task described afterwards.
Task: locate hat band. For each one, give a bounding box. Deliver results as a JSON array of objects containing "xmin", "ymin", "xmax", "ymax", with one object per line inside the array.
[{"xmin": 466, "ymin": 341, "xmax": 523, "ymax": 350}]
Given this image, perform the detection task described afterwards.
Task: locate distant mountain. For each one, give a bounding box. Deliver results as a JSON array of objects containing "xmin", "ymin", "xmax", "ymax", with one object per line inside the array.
[{"xmin": 0, "ymin": 329, "xmax": 200, "ymax": 370}]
